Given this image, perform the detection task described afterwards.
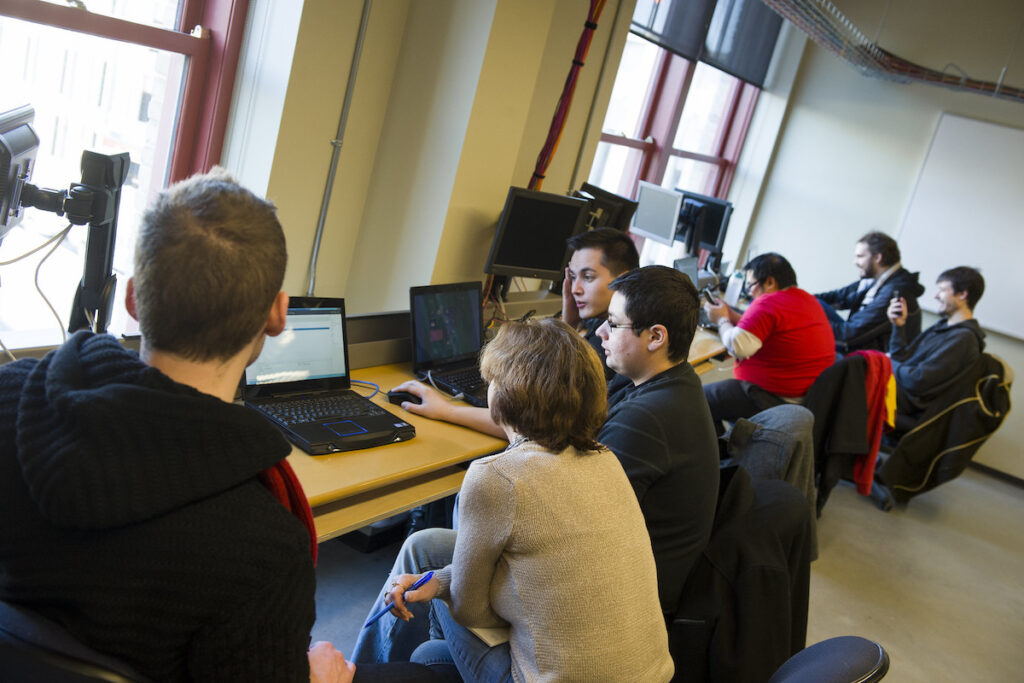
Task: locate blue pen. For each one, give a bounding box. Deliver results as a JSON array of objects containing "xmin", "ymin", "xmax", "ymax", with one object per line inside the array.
[{"xmin": 363, "ymin": 571, "xmax": 435, "ymax": 628}]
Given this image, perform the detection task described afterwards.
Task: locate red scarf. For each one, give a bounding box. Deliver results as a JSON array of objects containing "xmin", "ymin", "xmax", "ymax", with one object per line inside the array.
[
  {"xmin": 850, "ymin": 350, "xmax": 894, "ymax": 495},
  {"xmin": 259, "ymin": 460, "xmax": 318, "ymax": 565}
]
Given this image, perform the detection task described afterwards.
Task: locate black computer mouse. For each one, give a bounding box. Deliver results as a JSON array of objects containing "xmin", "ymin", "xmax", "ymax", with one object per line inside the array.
[{"xmin": 387, "ymin": 389, "xmax": 422, "ymax": 406}]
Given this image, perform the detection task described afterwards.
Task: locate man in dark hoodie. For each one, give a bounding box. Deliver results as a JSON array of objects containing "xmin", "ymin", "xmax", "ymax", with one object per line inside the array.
[
  {"xmin": 816, "ymin": 231, "xmax": 925, "ymax": 352},
  {"xmin": 0, "ymin": 170, "xmax": 359, "ymax": 682},
  {"xmin": 887, "ymin": 266, "xmax": 986, "ymax": 416}
]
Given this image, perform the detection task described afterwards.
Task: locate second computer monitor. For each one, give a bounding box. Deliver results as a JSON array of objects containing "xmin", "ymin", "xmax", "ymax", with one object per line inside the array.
[
  {"xmin": 576, "ymin": 182, "xmax": 638, "ymax": 232},
  {"xmin": 630, "ymin": 181, "xmax": 683, "ymax": 246},
  {"xmin": 679, "ymin": 191, "xmax": 733, "ymax": 255}
]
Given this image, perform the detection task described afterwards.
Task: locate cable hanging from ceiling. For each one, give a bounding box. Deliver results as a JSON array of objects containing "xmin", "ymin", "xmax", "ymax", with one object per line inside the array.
[
  {"xmin": 528, "ymin": 0, "xmax": 608, "ymax": 191},
  {"xmin": 763, "ymin": 0, "xmax": 1024, "ymax": 104}
]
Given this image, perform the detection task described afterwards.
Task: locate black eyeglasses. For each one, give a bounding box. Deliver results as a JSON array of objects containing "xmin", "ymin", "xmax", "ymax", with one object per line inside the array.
[{"xmin": 603, "ymin": 320, "xmax": 644, "ymax": 331}]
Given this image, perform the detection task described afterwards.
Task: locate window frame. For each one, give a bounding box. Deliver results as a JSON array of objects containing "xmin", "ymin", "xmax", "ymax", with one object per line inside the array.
[
  {"xmin": 1, "ymin": 0, "xmax": 249, "ymax": 184},
  {"xmin": 598, "ymin": 37, "xmax": 760, "ymax": 200}
]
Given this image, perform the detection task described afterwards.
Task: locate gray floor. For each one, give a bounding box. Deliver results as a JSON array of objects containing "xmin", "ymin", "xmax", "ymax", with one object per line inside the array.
[{"xmin": 313, "ymin": 468, "xmax": 1024, "ymax": 680}]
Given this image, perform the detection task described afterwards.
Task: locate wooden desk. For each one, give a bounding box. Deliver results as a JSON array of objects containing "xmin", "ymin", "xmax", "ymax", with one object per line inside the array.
[
  {"xmin": 287, "ymin": 364, "xmax": 506, "ymax": 543},
  {"xmin": 293, "ymin": 331, "xmax": 726, "ymax": 543},
  {"xmin": 689, "ymin": 327, "xmax": 726, "ymax": 375}
]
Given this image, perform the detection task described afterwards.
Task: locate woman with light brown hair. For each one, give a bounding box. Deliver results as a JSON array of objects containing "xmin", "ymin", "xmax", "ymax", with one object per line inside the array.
[{"xmin": 351, "ymin": 318, "xmax": 673, "ymax": 683}]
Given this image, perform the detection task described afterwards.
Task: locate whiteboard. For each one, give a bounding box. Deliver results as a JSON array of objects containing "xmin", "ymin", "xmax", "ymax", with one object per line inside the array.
[{"xmin": 898, "ymin": 113, "xmax": 1024, "ymax": 341}]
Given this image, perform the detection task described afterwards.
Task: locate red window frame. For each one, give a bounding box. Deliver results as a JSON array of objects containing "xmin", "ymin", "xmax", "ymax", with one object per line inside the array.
[
  {"xmin": 598, "ymin": 42, "xmax": 759, "ymax": 200},
  {"xmin": 1, "ymin": 0, "xmax": 248, "ymax": 183}
]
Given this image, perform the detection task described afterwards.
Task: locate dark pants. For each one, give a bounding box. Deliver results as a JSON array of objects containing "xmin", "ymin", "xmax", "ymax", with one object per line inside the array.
[
  {"xmin": 817, "ymin": 297, "xmax": 846, "ymax": 325},
  {"xmin": 703, "ymin": 379, "xmax": 787, "ymax": 435}
]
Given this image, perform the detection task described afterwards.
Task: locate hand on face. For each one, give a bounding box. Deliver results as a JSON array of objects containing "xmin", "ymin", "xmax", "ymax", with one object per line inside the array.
[{"xmin": 561, "ymin": 266, "xmax": 581, "ymax": 328}]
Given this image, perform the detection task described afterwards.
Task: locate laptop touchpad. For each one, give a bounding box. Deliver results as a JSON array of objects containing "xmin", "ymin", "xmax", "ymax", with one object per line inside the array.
[{"xmin": 324, "ymin": 420, "xmax": 368, "ymax": 437}]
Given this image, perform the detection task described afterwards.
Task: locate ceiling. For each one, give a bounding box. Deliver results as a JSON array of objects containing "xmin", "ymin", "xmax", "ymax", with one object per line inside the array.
[{"xmin": 766, "ymin": 0, "xmax": 1024, "ymax": 100}]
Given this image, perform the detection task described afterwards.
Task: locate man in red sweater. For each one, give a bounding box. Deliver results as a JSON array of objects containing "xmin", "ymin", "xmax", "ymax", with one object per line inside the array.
[{"xmin": 703, "ymin": 252, "xmax": 835, "ymax": 434}]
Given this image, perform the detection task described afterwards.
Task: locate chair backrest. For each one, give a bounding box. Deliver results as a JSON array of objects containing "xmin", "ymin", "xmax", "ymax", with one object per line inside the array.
[
  {"xmin": 879, "ymin": 351, "xmax": 1012, "ymax": 503},
  {"xmin": 768, "ymin": 635, "xmax": 889, "ymax": 683},
  {"xmin": 0, "ymin": 600, "xmax": 150, "ymax": 683}
]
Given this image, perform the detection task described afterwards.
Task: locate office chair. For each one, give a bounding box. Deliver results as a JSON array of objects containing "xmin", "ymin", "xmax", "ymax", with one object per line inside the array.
[
  {"xmin": 768, "ymin": 635, "xmax": 890, "ymax": 683},
  {"xmin": 0, "ymin": 599, "xmax": 151, "ymax": 682}
]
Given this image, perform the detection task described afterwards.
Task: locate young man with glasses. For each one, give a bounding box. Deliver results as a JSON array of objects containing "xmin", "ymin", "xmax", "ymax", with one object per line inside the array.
[
  {"xmin": 393, "ymin": 266, "xmax": 719, "ymax": 617},
  {"xmin": 702, "ymin": 252, "xmax": 835, "ymax": 435}
]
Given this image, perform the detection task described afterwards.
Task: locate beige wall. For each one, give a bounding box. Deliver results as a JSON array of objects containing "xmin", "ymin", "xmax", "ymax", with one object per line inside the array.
[
  {"xmin": 262, "ymin": 0, "xmax": 633, "ymax": 314},
  {"xmin": 742, "ymin": 3, "xmax": 1024, "ymax": 477}
]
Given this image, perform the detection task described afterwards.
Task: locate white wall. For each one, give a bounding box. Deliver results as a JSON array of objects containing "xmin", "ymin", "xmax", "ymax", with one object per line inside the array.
[{"xmin": 743, "ymin": 13, "xmax": 1024, "ymax": 477}]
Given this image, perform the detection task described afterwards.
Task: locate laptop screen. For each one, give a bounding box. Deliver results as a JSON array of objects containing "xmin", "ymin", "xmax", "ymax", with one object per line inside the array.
[
  {"xmin": 246, "ymin": 308, "xmax": 347, "ymax": 386},
  {"xmin": 243, "ymin": 297, "xmax": 351, "ymax": 399},
  {"xmin": 410, "ymin": 282, "xmax": 483, "ymax": 371}
]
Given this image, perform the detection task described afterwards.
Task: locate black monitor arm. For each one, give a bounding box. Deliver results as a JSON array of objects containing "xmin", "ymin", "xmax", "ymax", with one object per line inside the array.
[{"xmin": 19, "ymin": 151, "xmax": 130, "ymax": 335}]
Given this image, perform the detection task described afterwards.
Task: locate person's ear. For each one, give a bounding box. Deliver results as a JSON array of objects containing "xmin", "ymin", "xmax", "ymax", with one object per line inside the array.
[
  {"xmin": 265, "ymin": 292, "xmax": 289, "ymax": 336},
  {"xmin": 125, "ymin": 278, "xmax": 139, "ymax": 321},
  {"xmin": 763, "ymin": 276, "xmax": 778, "ymax": 292},
  {"xmin": 647, "ymin": 323, "xmax": 669, "ymax": 353}
]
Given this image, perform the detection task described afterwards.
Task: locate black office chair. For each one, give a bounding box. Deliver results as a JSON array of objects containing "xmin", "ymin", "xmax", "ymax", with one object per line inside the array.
[
  {"xmin": 768, "ymin": 635, "xmax": 890, "ymax": 683},
  {"xmin": 0, "ymin": 599, "xmax": 152, "ymax": 682}
]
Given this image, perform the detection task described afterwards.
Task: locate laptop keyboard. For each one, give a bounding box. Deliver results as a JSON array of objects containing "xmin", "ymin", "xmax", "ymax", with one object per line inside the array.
[
  {"xmin": 440, "ymin": 368, "xmax": 486, "ymax": 394},
  {"xmin": 257, "ymin": 394, "xmax": 386, "ymax": 426}
]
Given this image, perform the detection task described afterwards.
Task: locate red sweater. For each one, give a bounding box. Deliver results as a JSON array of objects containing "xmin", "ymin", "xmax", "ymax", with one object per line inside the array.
[{"xmin": 735, "ymin": 287, "xmax": 836, "ymax": 397}]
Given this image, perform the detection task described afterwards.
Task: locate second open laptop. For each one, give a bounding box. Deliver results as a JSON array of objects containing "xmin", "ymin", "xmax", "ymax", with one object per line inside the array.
[
  {"xmin": 409, "ymin": 282, "xmax": 488, "ymax": 408},
  {"xmin": 243, "ymin": 297, "xmax": 415, "ymax": 455}
]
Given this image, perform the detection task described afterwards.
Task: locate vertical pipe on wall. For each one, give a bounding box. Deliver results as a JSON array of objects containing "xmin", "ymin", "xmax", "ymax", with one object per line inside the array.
[{"xmin": 306, "ymin": 0, "xmax": 373, "ymax": 297}]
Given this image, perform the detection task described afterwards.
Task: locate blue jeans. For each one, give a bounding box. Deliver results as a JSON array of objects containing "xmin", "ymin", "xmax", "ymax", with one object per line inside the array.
[
  {"xmin": 351, "ymin": 528, "xmax": 458, "ymax": 664},
  {"xmin": 410, "ymin": 600, "xmax": 513, "ymax": 683},
  {"xmin": 703, "ymin": 379, "xmax": 787, "ymax": 435}
]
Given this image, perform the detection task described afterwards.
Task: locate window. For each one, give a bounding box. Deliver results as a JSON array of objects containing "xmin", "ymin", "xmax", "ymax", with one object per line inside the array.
[
  {"xmin": 0, "ymin": 0, "xmax": 246, "ymax": 350},
  {"xmin": 588, "ymin": 33, "xmax": 759, "ymax": 264}
]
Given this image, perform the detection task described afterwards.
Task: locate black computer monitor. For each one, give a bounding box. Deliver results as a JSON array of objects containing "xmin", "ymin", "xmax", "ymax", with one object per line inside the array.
[
  {"xmin": 678, "ymin": 190, "xmax": 733, "ymax": 257},
  {"xmin": 484, "ymin": 186, "xmax": 590, "ymax": 281},
  {"xmin": 575, "ymin": 182, "xmax": 638, "ymax": 232},
  {"xmin": 0, "ymin": 104, "xmax": 40, "ymax": 244}
]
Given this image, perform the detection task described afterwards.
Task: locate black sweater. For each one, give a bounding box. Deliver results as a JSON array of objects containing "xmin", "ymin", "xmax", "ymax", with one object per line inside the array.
[
  {"xmin": 890, "ymin": 317, "xmax": 986, "ymax": 413},
  {"xmin": 0, "ymin": 332, "xmax": 315, "ymax": 681},
  {"xmin": 600, "ymin": 364, "xmax": 719, "ymax": 614},
  {"xmin": 817, "ymin": 267, "xmax": 925, "ymax": 352}
]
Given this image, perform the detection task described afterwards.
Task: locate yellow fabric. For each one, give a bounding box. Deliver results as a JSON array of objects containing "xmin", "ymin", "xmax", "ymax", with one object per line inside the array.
[{"xmin": 885, "ymin": 374, "xmax": 897, "ymax": 427}]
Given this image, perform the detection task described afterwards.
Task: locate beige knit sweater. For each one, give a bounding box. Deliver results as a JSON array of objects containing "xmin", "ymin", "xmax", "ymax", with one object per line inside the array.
[{"xmin": 433, "ymin": 440, "xmax": 674, "ymax": 683}]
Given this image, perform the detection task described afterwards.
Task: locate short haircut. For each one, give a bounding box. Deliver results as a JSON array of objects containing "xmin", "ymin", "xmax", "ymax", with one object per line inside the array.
[
  {"xmin": 744, "ymin": 252, "xmax": 798, "ymax": 290},
  {"xmin": 938, "ymin": 266, "xmax": 985, "ymax": 311},
  {"xmin": 480, "ymin": 318, "xmax": 606, "ymax": 452},
  {"xmin": 567, "ymin": 227, "xmax": 640, "ymax": 276},
  {"xmin": 858, "ymin": 231, "xmax": 900, "ymax": 267},
  {"xmin": 133, "ymin": 168, "xmax": 287, "ymax": 361},
  {"xmin": 608, "ymin": 265, "xmax": 698, "ymax": 363}
]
